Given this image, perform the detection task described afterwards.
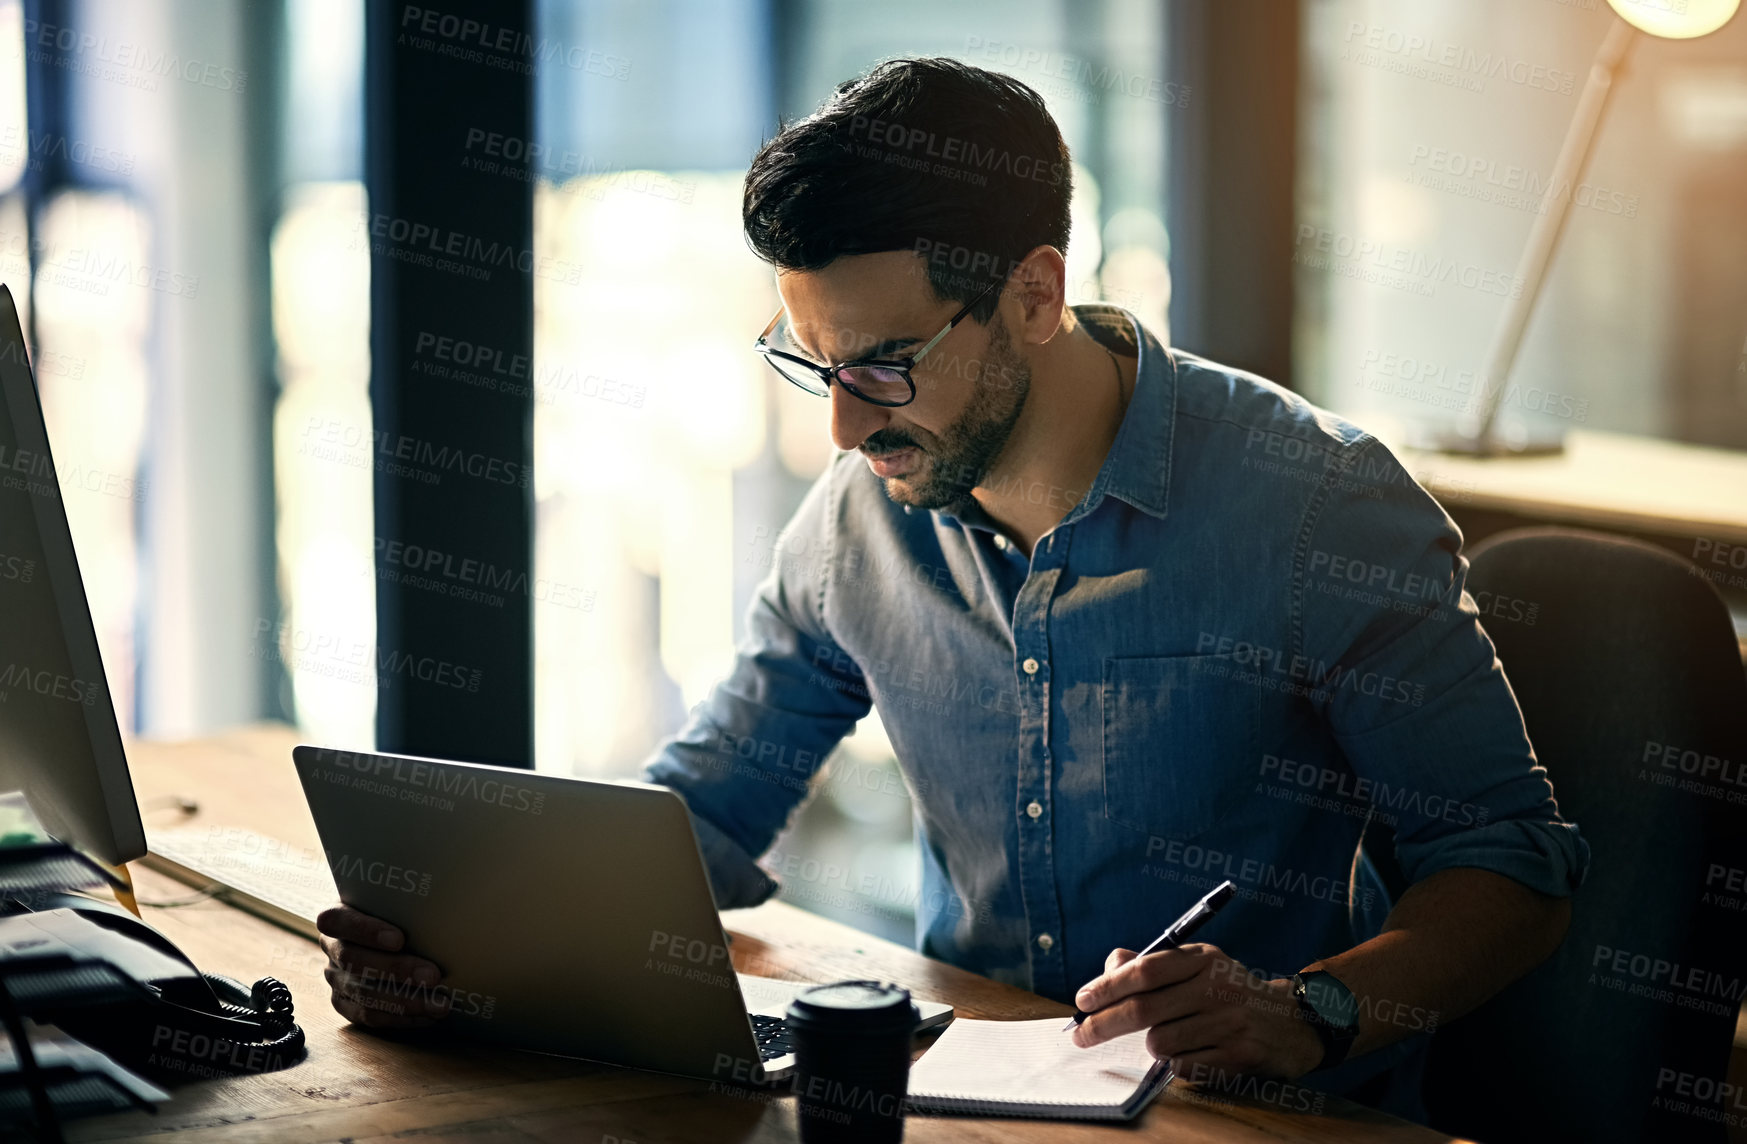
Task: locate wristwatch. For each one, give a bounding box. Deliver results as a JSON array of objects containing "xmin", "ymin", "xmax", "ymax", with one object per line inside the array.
[{"xmin": 1290, "ymin": 970, "xmax": 1360, "ymax": 1071}]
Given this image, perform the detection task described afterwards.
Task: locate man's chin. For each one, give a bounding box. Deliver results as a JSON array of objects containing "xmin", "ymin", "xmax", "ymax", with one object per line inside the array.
[
  {"xmin": 880, "ymin": 474, "xmax": 927, "ymax": 507},
  {"xmin": 876, "ymin": 467, "xmax": 975, "ymax": 514}
]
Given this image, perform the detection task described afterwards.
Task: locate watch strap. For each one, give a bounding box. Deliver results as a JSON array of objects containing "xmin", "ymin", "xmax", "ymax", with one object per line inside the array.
[{"xmin": 1291, "ymin": 971, "xmax": 1359, "ymax": 1071}]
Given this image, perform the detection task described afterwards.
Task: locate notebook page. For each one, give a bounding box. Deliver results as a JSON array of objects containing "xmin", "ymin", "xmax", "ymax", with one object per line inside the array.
[{"xmin": 907, "ymin": 1018, "xmax": 1160, "ymax": 1109}]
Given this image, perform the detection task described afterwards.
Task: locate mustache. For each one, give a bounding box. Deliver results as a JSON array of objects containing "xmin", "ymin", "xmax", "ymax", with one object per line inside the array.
[{"xmin": 860, "ymin": 430, "xmax": 922, "ymax": 456}]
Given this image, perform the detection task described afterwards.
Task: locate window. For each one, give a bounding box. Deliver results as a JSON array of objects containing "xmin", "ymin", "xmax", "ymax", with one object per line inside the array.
[
  {"xmin": 270, "ymin": 0, "xmax": 371, "ymax": 747},
  {"xmin": 1298, "ymin": 0, "xmax": 1747, "ymax": 452}
]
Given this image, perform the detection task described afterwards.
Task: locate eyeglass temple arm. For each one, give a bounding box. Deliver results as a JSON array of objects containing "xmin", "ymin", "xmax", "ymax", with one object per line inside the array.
[
  {"xmin": 911, "ymin": 276, "xmax": 1004, "ymax": 363},
  {"xmin": 910, "ymin": 321, "xmax": 958, "ymax": 363}
]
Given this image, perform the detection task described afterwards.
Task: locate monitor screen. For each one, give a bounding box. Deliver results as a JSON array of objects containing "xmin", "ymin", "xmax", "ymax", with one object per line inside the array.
[{"xmin": 0, "ymin": 284, "xmax": 143, "ymax": 865}]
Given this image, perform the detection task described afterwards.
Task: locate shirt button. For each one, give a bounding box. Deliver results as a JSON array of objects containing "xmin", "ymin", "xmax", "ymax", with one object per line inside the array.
[
  {"xmin": 1022, "ymin": 657, "xmax": 1039, "ymax": 675},
  {"xmin": 994, "ymin": 534, "xmax": 1009, "ymax": 551},
  {"xmin": 1026, "ymin": 800, "xmax": 1043, "ymax": 819},
  {"xmin": 1036, "ymin": 933, "xmax": 1054, "ymax": 952}
]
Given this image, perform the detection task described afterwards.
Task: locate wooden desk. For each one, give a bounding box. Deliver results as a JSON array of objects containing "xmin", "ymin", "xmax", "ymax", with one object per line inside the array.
[
  {"xmin": 66, "ymin": 726, "xmax": 1463, "ymax": 1143},
  {"xmin": 1397, "ymin": 428, "xmax": 1747, "ymax": 547},
  {"xmin": 1397, "ymin": 428, "xmax": 1747, "ymax": 659}
]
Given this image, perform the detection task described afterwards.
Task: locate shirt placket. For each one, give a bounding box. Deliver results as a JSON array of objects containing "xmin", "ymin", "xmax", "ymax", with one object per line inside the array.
[{"xmin": 1013, "ymin": 525, "xmax": 1072, "ymax": 1000}]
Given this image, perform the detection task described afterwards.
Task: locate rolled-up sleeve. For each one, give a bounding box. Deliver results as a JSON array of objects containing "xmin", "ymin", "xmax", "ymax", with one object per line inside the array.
[
  {"xmin": 1298, "ymin": 437, "xmax": 1589, "ymax": 898},
  {"xmin": 643, "ymin": 464, "xmax": 871, "ymax": 908}
]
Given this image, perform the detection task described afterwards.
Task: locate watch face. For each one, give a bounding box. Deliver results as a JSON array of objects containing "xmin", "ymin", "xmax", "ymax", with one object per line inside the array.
[{"xmin": 1300, "ymin": 973, "xmax": 1359, "ymax": 1031}]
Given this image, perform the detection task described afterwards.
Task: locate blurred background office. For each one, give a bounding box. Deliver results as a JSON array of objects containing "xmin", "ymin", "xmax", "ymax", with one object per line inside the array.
[{"xmin": 8, "ymin": 0, "xmax": 1743, "ymax": 942}]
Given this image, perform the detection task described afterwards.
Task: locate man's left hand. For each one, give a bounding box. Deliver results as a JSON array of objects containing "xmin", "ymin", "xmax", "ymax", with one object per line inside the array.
[{"xmin": 1070, "ymin": 943, "xmax": 1325, "ymax": 1079}]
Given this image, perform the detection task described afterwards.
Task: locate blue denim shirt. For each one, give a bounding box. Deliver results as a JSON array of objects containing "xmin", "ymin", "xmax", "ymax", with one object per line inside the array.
[{"xmin": 644, "ymin": 304, "xmax": 1588, "ymax": 1102}]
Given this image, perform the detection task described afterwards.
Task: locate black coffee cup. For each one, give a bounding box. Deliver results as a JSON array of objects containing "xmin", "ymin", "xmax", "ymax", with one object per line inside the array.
[{"xmin": 785, "ymin": 980, "xmax": 917, "ymax": 1143}]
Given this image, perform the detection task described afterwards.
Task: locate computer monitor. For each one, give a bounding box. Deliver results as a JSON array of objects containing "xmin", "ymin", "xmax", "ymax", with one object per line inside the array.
[{"xmin": 0, "ymin": 284, "xmax": 143, "ymax": 865}]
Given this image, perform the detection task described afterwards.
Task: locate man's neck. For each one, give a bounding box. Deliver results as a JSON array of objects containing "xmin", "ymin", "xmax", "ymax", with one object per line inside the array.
[{"xmin": 972, "ymin": 314, "xmax": 1133, "ymax": 558}]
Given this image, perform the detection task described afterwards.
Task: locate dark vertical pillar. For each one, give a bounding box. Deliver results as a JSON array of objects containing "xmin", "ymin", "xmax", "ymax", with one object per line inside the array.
[
  {"xmin": 246, "ymin": 1, "xmax": 289, "ymax": 724},
  {"xmin": 1166, "ymin": 0, "xmax": 1299, "ymax": 388},
  {"xmin": 366, "ymin": 2, "xmax": 535, "ymax": 767},
  {"xmin": 766, "ymin": 0, "xmax": 797, "ymax": 121}
]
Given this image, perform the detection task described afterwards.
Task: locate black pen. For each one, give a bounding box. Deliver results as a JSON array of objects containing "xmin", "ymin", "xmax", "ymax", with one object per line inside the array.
[{"xmin": 1062, "ymin": 880, "xmax": 1238, "ymax": 1031}]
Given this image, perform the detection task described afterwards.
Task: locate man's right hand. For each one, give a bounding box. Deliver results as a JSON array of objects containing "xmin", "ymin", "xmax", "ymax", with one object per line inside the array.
[{"xmin": 316, "ymin": 904, "xmax": 451, "ymax": 1029}]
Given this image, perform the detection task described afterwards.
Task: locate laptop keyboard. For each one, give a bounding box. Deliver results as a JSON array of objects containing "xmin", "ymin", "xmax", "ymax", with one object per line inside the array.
[
  {"xmin": 143, "ymin": 827, "xmax": 335, "ymax": 937},
  {"xmin": 751, "ymin": 1014, "xmax": 793, "ymax": 1060}
]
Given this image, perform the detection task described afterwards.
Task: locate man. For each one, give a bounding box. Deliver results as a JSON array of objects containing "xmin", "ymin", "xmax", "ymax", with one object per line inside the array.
[{"xmin": 319, "ymin": 57, "xmax": 1587, "ymax": 1118}]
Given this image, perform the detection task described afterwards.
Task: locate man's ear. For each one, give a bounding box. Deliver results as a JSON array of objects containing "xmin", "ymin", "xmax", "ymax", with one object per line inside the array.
[{"xmin": 1004, "ymin": 245, "xmax": 1067, "ymax": 347}]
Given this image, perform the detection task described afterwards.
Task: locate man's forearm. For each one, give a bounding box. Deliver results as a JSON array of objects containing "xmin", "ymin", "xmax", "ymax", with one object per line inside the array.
[{"xmin": 1310, "ymin": 866, "xmax": 1572, "ymax": 1058}]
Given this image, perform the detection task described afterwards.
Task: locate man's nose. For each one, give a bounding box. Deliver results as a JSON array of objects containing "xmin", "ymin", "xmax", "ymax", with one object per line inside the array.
[{"xmin": 829, "ymin": 383, "xmax": 889, "ymax": 452}]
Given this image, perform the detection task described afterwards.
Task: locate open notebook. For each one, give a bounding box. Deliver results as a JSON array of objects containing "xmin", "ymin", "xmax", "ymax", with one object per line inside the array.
[{"xmin": 905, "ymin": 1017, "xmax": 1173, "ymax": 1121}]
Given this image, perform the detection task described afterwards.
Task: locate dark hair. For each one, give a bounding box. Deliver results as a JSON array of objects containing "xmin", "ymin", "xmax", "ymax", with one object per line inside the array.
[{"xmin": 743, "ymin": 57, "xmax": 1072, "ymax": 323}]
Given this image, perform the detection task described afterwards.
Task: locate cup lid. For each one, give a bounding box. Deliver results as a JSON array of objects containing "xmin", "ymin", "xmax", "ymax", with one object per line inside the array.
[{"xmin": 785, "ymin": 980, "xmax": 916, "ymax": 1031}]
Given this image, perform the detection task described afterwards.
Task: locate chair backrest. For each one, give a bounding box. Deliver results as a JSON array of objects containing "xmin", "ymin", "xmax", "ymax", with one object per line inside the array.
[{"xmin": 1421, "ymin": 527, "xmax": 1747, "ymax": 1144}]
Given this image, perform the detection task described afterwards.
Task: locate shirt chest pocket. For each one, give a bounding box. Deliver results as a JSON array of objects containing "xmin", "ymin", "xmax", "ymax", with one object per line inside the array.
[{"xmin": 1101, "ymin": 655, "xmax": 1261, "ymax": 841}]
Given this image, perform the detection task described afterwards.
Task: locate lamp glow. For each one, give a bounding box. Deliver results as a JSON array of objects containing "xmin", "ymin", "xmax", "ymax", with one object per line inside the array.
[{"xmin": 1606, "ymin": 0, "xmax": 1740, "ymax": 39}]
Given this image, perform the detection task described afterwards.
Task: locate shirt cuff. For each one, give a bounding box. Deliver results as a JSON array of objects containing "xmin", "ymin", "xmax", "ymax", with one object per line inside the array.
[
  {"xmin": 687, "ymin": 804, "xmax": 780, "ymax": 910},
  {"xmin": 1397, "ymin": 817, "xmax": 1590, "ymax": 899}
]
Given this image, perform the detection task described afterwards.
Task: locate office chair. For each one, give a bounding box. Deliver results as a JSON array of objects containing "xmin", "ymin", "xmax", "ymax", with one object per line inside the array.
[{"xmin": 1420, "ymin": 527, "xmax": 1747, "ymax": 1143}]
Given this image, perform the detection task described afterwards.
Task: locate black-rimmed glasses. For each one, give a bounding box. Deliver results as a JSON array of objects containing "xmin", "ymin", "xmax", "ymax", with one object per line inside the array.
[{"xmin": 753, "ymin": 273, "xmax": 1005, "ymax": 408}]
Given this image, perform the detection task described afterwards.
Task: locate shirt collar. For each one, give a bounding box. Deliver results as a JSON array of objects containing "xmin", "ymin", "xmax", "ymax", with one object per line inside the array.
[
  {"xmin": 1068, "ymin": 303, "xmax": 1174, "ymax": 521},
  {"xmin": 915, "ymin": 303, "xmax": 1175, "ymax": 529}
]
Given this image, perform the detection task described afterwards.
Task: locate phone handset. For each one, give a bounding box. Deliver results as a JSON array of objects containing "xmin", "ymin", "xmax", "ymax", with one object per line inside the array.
[{"xmin": 18, "ymin": 895, "xmax": 306, "ymax": 1084}]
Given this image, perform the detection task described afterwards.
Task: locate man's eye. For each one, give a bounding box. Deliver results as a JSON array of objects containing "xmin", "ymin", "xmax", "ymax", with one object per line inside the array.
[{"xmin": 778, "ymin": 331, "xmax": 819, "ymax": 362}]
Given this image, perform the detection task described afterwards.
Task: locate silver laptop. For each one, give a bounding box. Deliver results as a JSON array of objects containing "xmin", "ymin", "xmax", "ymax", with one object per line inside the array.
[{"xmin": 292, "ymin": 744, "xmax": 951, "ymax": 1082}]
